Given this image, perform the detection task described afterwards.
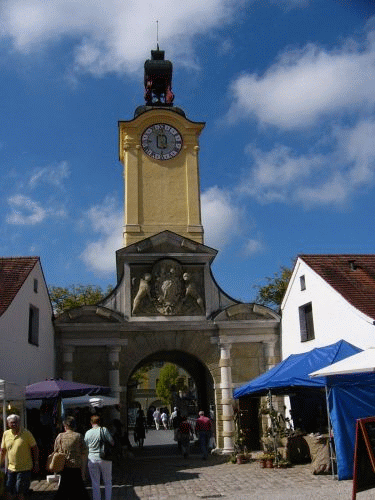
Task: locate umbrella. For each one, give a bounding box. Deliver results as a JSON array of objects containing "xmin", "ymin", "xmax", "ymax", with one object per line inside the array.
[{"xmin": 25, "ymin": 378, "xmax": 110, "ymax": 400}]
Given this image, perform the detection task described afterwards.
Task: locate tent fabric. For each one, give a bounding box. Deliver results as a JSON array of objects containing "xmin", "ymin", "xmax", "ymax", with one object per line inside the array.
[
  {"xmin": 26, "ymin": 379, "xmax": 110, "ymax": 399},
  {"xmin": 233, "ymin": 340, "xmax": 361, "ymax": 398},
  {"xmin": 321, "ymin": 371, "xmax": 375, "ymax": 480},
  {"xmin": 310, "ymin": 347, "xmax": 375, "ymax": 377},
  {"xmin": 25, "ymin": 394, "xmax": 119, "ymax": 409},
  {"xmin": 308, "ymin": 348, "xmax": 375, "ymax": 480}
]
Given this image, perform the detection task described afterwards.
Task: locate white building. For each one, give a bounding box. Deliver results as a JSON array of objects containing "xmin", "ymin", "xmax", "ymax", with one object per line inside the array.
[
  {"xmin": 0, "ymin": 257, "xmax": 55, "ymax": 387},
  {"xmin": 281, "ymin": 254, "xmax": 375, "ymax": 359}
]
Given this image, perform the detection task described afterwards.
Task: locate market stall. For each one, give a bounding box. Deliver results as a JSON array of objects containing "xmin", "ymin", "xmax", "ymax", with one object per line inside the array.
[
  {"xmin": 233, "ymin": 340, "xmax": 362, "ymax": 475},
  {"xmin": 310, "ymin": 348, "xmax": 375, "ymax": 480}
]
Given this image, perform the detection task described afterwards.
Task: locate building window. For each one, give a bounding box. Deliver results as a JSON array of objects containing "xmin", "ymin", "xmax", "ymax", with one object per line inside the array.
[
  {"xmin": 33, "ymin": 279, "xmax": 38, "ymax": 293},
  {"xmin": 299, "ymin": 302, "xmax": 315, "ymax": 342},
  {"xmin": 28, "ymin": 305, "xmax": 39, "ymax": 346},
  {"xmin": 300, "ymin": 275, "xmax": 306, "ymax": 291}
]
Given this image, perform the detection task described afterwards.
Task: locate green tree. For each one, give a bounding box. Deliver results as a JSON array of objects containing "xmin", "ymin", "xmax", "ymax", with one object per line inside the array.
[
  {"xmin": 255, "ymin": 266, "xmax": 293, "ymax": 310},
  {"xmin": 156, "ymin": 363, "xmax": 180, "ymax": 407},
  {"xmin": 129, "ymin": 363, "xmax": 154, "ymax": 388},
  {"xmin": 48, "ymin": 284, "xmax": 113, "ymax": 315}
]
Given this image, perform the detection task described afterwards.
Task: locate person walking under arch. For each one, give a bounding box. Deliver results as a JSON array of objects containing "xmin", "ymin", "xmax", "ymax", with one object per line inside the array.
[
  {"xmin": 134, "ymin": 410, "xmax": 146, "ymax": 447},
  {"xmin": 153, "ymin": 408, "xmax": 161, "ymax": 430},
  {"xmin": 178, "ymin": 416, "xmax": 193, "ymax": 459},
  {"xmin": 195, "ymin": 411, "xmax": 212, "ymax": 460},
  {"xmin": 161, "ymin": 410, "xmax": 169, "ymax": 430}
]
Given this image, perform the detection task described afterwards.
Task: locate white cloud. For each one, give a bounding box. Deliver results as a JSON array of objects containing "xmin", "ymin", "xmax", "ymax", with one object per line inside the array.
[
  {"xmin": 6, "ymin": 194, "xmax": 47, "ymax": 224},
  {"xmin": 227, "ymin": 31, "xmax": 375, "ymax": 129},
  {"xmin": 80, "ymin": 197, "xmax": 122, "ymax": 273},
  {"xmin": 240, "ymin": 118, "xmax": 375, "ymax": 207},
  {"xmin": 28, "ymin": 161, "xmax": 70, "ymax": 188},
  {"xmin": 244, "ymin": 238, "xmax": 264, "ymax": 256},
  {"xmin": 201, "ymin": 186, "xmax": 243, "ymax": 249},
  {"xmin": 6, "ymin": 194, "xmax": 68, "ymax": 224},
  {"xmin": 0, "ymin": 0, "xmax": 244, "ymax": 76}
]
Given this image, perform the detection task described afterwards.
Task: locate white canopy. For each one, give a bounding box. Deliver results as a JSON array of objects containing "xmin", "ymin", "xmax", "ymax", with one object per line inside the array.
[
  {"xmin": 63, "ymin": 395, "xmax": 119, "ymax": 408},
  {"xmin": 25, "ymin": 394, "xmax": 119, "ymax": 409},
  {"xmin": 310, "ymin": 347, "xmax": 375, "ymax": 378}
]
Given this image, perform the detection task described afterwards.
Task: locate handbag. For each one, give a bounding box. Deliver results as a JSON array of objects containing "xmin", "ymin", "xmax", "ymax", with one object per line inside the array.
[
  {"xmin": 47, "ymin": 451, "xmax": 66, "ymax": 473},
  {"xmin": 99, "ymin": 427, "xmax": 114, "ymax": 461}
]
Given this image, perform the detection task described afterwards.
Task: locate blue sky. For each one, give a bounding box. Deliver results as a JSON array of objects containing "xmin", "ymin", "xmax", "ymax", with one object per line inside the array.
[{"xmin": 1, "ymin": 0, "xmax": 375, "ymax": 303}]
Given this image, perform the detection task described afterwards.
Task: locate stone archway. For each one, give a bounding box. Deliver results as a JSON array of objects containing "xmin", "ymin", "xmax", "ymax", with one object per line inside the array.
[
  {"xmin": 54, "ymin": 231, "xmax": 280, "ymax": 453},
  {"xmin": 127, "ymin": 350, "xmax": 215, "ymax": 417}
]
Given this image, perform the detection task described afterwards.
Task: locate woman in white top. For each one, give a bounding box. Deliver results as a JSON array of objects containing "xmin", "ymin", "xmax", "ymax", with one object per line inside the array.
[{"xmin": 84, "ymin": 415, "xmax": 114, "ymax": 500}]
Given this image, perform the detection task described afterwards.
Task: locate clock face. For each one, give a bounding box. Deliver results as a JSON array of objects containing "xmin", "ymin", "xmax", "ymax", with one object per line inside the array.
[{"xmin": 141, "ymin": 123, "xmax": 183, "ymax": 160}]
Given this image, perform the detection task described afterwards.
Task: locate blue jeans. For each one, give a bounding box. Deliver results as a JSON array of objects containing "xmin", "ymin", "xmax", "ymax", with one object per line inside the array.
[
  {"xmin": 198, "ymin": 431, "xmax": 211, "ymax": 459},
  {"xmin": 6, "ymin": 470, "xmax": 31, "ymax": 495}
]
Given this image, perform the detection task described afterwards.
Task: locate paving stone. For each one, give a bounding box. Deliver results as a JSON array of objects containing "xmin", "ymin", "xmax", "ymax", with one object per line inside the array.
[{"xmin": 27, "ymin": 451, "xmax": 375, "ymax": 500}]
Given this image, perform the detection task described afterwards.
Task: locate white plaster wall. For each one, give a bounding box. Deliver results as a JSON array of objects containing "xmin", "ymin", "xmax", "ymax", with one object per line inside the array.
[
  {"xmin": 0, "ymin": 262, "xmax": 55, "ymax": 386},
  {"xmin": 281, "ymin": 258, "xmax": 375, "ymax": 360}
]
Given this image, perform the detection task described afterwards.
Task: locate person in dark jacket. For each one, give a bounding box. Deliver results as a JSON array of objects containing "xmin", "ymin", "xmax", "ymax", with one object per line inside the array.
[{"xmin": 134, "ymin": 410, "xmax": 147, "ymax": 447}]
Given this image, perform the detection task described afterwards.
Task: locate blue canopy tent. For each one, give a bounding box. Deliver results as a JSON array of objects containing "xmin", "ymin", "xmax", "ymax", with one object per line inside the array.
[
  {"xmin": 233, "ymin": 340, "xmax": 362, "ymax": 478},
  {"xmin": 233, "ymin": 340, "xmax": 361, "ymax": 398},
  {"xmin": 310, "ymin": 351, "xmax": 375, "ymax": 480}
]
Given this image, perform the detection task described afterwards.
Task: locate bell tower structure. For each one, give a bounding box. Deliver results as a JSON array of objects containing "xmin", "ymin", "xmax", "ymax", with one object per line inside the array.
[{"xmin": 119, "ymin": 47, "xmax": 205, "ymax": 247}]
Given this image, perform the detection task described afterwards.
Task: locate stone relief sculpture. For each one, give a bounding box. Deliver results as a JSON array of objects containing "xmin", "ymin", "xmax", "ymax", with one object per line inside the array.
[
  {"xmin": 182, "ymin": 272, "xmax": 205, "ymax": 312},
  {"xmin": 131, "ymin": 260, "xmax": 205, "ymax": 316},
  {"xmin": 153, "ymin": 259, "xmax": 183, "ymax": 315},
  {"xmin": 132, "ymin": 273, "xmax": 152, "ymax": 314}
]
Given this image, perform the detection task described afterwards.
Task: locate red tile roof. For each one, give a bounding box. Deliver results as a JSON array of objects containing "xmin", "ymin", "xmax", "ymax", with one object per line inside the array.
[
  {"xmin": 0, "ymin": 257, "xmax": 39, "ymax": 317},
  {"xmin": 299, "ymin": 255, "xmax": 375, "ymax": 321}
]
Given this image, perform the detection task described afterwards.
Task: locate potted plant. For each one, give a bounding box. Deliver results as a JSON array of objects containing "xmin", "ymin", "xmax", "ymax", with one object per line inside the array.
[
  {"xmin": 276, "ymin": 459, "xmax": 291, "ymax": 468},
  {"xmin": 258, "ymin": 452, "xmax": 275, "ymax": 468}
]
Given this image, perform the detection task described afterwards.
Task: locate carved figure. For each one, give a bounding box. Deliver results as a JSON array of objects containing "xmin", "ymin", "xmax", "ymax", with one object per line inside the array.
[
  {"xmin": 183, "ymin": 272, "xmax": 205, "ymax": 312},
  {"xmin": 132, "ymin": 274, "xmax": 152, "ymax": 314}
]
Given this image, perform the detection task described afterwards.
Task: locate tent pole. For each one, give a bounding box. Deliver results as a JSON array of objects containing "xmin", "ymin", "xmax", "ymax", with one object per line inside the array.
[
  {"xmin": 268, "ymin": 390, "xmax": 278, "ymax": 464},
  {"xmin": 3, "ymin": 382, "xmax": 6, "ymax": 433},
  {"xmin": 325, "ymin": 386, "xmax": 335, "ymax": 479}
]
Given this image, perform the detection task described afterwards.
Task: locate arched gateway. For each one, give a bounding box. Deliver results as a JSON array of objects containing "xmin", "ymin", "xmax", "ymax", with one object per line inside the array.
[{"xmin": 54, "ymin": 48, "xmax": 280, "ymax": 454}]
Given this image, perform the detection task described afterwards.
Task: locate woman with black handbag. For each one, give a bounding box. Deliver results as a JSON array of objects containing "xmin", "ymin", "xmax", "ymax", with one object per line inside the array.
[{"xmin": 84, "ymin": 415, "xmax": 114, "ymax": 500}]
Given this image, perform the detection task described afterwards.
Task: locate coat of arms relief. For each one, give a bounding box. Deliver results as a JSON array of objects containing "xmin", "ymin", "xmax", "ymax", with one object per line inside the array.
[{"xmin": 131, "ymin": 259, "xmax": 205, "ymax": 316}]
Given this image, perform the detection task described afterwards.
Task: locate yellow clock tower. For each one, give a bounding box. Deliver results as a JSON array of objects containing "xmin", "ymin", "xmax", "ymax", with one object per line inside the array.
[{"xmin": 119, "ymin": 48, "xmax": 205, "ymax": 247}]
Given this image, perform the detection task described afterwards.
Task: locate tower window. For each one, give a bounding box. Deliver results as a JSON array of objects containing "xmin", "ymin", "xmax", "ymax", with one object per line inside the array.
[
  {"xmin": 28, "ymin": 305, "xmax": 39, "ymax": 346},
  {"xmin": 299, "ymin": 302, "xmax": 315, "ymax": 342}
]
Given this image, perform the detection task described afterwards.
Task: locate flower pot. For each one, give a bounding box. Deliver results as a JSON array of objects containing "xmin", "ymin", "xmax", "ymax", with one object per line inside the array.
[
  {"xmin": 236, "ymin": 454, "xmax": 246, "ymax": 464},
  {"xmin": 265, "ymin": 459, "xmax": 274, "ymax": 468},
  {"xmin": 259, "ymin": 459, "xmax": 267, "ymax": 468}
]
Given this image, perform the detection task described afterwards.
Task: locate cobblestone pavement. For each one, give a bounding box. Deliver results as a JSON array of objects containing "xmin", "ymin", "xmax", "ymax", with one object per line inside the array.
[{"xmin": 29, "ymin": 433, "xmax": 374, "ymax": 500}]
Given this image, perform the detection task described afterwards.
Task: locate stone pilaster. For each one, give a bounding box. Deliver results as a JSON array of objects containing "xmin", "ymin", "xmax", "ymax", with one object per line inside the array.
[
  {"xmin": 62, "ymin": 346, "xmax": 75, "ymax": 381},
  {"xmin": 219, "ymin": 343, "xmax": 235, "ymax": 453},
  {"xmin": 108, "ymin": 346, "xmax": 122, "ymax": 400}
]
